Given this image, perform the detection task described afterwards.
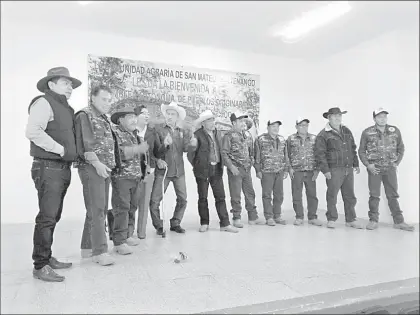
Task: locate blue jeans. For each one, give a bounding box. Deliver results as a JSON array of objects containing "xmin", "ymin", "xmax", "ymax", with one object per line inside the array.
[
  {"xmin": 31, "ymin": 159, "xmax": 71, "ymax": 270},
  {"xmin": 149, "ymin": 174, "xmax": 187, "ymax": 229},
  {"xmin": 78, "ymin": 164, "xmax": 110, "ymax": 256}
]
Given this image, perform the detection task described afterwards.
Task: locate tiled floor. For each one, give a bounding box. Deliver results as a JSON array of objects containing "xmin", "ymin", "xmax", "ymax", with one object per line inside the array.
[{"xmin": 1, "ymin": 209, "xmax": 419, "ymax": 314}]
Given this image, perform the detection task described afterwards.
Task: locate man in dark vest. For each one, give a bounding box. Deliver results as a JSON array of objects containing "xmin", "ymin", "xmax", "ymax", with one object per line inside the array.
[
  {"xmin": 187, "ymin": 110, "xmax": 238, "ymax": 233},
  {"xmin": 25, "ymin": 67, "xmax": 81, "ymax": 282},
  {"xmin": 74, "ymin": 85, "xmax": 117, "ymax": 266}
]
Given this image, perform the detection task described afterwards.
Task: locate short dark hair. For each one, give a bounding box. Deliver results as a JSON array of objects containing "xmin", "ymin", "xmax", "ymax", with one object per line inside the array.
[
  {"xmin": 134, "ymin": 105, "xmax": 146, "ymax": 116},
  {"xmin": 91, "ymin": 85, "xmax": 112, "ymax": 97}
]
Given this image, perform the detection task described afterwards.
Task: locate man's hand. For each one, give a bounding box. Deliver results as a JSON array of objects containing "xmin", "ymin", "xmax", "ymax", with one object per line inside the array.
[
  {"xmin": 230, "ymin": 165, "xmax": 240, "ymax": 176},
  {"xmin": 311, "ymin": 170, "xmax": 319, "ymax": 181},
  {"xmin": 283, "ymin": 172, "xmax": 288, "ymax": 180},
  {"xmin": 324, "ymin": 172, "xmax": 332, "ymax": 180},
  {"xmin": 256, "ymin": 171, "xmax": 262, "ymax": 179},
  {"xmin": 354, "ymin": 167, "xmax": 360, "ymax": 174},
  {"xmin": 92, "ymin": 161, "xmax": 111, "ymax": 178},
  {"xmin": 164, "ymin": 133, "xmax": 173, "ymax": 146},
  {"xmin": 134, "ymin": 142, "xmax": 149, "ymax": 155},
  {"xmin": 367, "ymin": 164, "xmax": 379, "ymax": 175},
  {"xmin": 156, "ymin": 159, "xmax": 167, "ymax": 169},
  {"xmin": 289, "ymin": 168, "xmax": 294, "ymax": 179}
]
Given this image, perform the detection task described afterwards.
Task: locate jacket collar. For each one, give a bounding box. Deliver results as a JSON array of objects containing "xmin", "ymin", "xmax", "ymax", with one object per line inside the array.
[
  {"xmin": 324, "ymin": 123, "xmax": 344, "ymax": 132},
  {"xmin": 45, "ymin": 89, "xmax": 69, "ymax": 106}
]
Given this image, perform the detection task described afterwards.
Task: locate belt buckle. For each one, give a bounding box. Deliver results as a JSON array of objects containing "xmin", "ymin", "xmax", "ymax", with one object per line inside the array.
[{"xmin": 210, "ymin": 162, "xmax": 217, "ymax": 166}]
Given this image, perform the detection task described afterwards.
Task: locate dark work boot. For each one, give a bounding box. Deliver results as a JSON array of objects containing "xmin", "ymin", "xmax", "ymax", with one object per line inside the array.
[
  {"xmin": 33, "ymin": 265, "xmax": 65, "ymax": 282},
  {"xmin": 48, "ymin": 257, "xmax": 72, "ymax": 269},
  {"xmin": 170, "ymin": 226, "xmax": 186, "ymax": 234}
]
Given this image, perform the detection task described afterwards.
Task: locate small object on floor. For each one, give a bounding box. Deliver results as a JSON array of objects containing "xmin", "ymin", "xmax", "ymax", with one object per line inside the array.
[
  {"xmin": 48, "ymin": 257, "xmax": 72, "ymax": 269},
  {"xmin": 308, "ymin": 218, "xmax": 323, "ymax": 226},
  {"xmin": 173, "ymin": 251, "xmax": 188, "ymax": 264},
  {"xmin": 394, "ymin": 222, "xmax": 415, "ymax": 232},
  {"xmin": 33, "ymin": 265, "xmax": 65, "ymax": 282},
  {"xmin": 294, "ymin": 219, "xmax": 304, "ymax": 226},
  {"xmin": 199, "ymin": 224, "xmax": 209, "ymax": 232},
  {"xmin": 266, "ymin": 218, "xmax": 276, "ymax": 226},
  {"xmin": 274, "ymin": 217, "xmax": 287, "ymax": 225},
  {"xmin": 81, "ymin": 249, "xmax": 93, "ymax": 259},
  {"xmin": 170, "ymin": 226, "xmax": 186, "ymax": 233},
  {"xmin": 220, "ymin": 225, "xmax": 238, "ymax": 233},
  {"xmin": 366, "ymin": 221, "xmax": 379, "ymax": 230}
]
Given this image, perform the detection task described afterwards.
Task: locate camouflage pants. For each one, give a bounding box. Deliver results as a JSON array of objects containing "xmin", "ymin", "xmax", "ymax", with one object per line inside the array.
[{"xmin": 368, "ymin": 167, "xmax": 404, "ymax": 224}]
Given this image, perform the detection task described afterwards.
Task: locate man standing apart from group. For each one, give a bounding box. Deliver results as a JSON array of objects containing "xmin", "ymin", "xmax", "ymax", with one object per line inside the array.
[
  {"xmin": 315, "ymin": 107, "xmax": 364, "ymax": 229},
  {"xmin": 222, "ymin": 112, "xmax": 265, "ymax": 228},
  {"xmin": 188, "ymin": 110, "xmax": 238, "ymax": 233},
  {"xmin": 287, "ymin": 118, "xmax": 323, "ymax": 226},
  {"xmin": 358, "ymin": 108, "xmax": 414, "ymax": 231},
  {"xmin": 74, "ymin": 85, "xmax": 116, "ymax": 266},
  {"xmin": 254, "ymin": 120, "xmax": 289, "ymax": 226},
  {"xmin": 26, "ymin": 67, "xmax": 81, "ymax": 282}
]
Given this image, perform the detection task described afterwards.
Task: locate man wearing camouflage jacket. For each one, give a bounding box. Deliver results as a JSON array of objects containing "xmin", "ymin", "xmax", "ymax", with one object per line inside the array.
[
  {"xmin": 222, "ymin": 112, "xmax": 265, "ymax": 228},
  {"xmin": 254, "ymin": 120, "xmax": 289, "ymax": 226},
  {"xmin": 75, "ymin": 85, "xmax": 117, "ymax": 266},
  {"xmin": 109, "ymin": 101, "xmax": 149, "ymax": 255},
  {"xmin": 358, "ymin": 108, "xmax": 414, "ymax": 231}
]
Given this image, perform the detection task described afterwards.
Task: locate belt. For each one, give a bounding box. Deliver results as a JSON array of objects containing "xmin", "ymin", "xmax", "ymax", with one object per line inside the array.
[{"xmin": 33, "ymin": 158, "xmax": 72, "ymax": 169}]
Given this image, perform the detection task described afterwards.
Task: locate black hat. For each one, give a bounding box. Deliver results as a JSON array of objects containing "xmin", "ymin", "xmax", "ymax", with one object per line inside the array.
[
  {"xmin": 323, "ymin": 107, "xmax": 347, "ymax": 119},
  {"xmin": 267, "ymin": 120, "xmax": 282, "ymax": 126},
  {"xmin": 230, "ymin": 111, "xmax": 248, "ymax": 122}
]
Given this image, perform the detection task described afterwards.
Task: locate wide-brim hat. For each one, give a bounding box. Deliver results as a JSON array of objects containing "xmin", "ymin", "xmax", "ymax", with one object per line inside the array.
[
  {"xmin": 323, "ymin": 107, "xmax": 347, "ymax": 119},
  {"xmin": 161, "ymin": 101, "xmax": 186, "ymax": 121},
  {"xmin": 110, "ymin": 103, "xmax": 137, "ymax": 124},
  {"xmin": 194, "ymin": 109, "xmax": 215, "ymax": 126},
  {"xmin": 37, "ymin": 67, "xmax": 82, "ymax": 93},
  {"xmin": 230, "ymin": 111, "xmax": 248, "ymax": 122}
]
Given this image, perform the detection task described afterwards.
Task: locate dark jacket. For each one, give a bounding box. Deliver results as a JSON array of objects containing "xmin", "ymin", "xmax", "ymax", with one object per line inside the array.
[
  {"xmin": 28, "ymin": 90, "xmax": 77, "ymax": 162},
  {"xmin": 187, "ymin": 127, "xmax": 224, "ymax": 179},
  {"xmin": 315, "ymin": 124, "xmax": 359, "ymax": 174},
  {"xmin": 142, "ymin": 126, "xmax": 165, "ymax": 169}
]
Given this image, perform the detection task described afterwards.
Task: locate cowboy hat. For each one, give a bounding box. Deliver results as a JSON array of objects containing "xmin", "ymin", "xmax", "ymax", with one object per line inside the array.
[
  {"xmin": 110, "ymin": 99, "xmax": 137, "ymax": 124},
  {"xmin": 161, "ymin": 101, "xmax": 186, "ymax": 121},
  {"xmin": 194, "ymin": 109, "xmax": 215, "ymax": 126},
  {"xmin": 37, "ymin": 67, "xmax": 82, "ymax": 93},
  {"xmin": 230, "ymin": 111, "xmax": 248, "ymax": 122},
  {"xmin": 322, "ymin": 107, "xmax": 347, "ymax": 119}
]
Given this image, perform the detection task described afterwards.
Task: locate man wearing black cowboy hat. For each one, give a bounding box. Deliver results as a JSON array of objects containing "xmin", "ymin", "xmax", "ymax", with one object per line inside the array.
[
  {"xmin": 358, "ymin": 108, "xmax": 414, "ymax": 231},
  {"xmin": 25, "ymin": 66, "xmax": 82, "ymax": 282},
  {"xmin": 315, "ymin": 107, "xmax": 364, "ymax": 229}
]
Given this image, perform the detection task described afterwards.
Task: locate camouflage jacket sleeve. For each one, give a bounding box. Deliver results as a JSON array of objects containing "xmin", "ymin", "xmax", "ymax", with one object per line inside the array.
[
  {"xmin": 221, "ymin": 133, "xmax": 235, "ymax": 170},
  {"xmin": 315, "ymin": 133, "xmax": 330, "ymax": 174},
  {"xmin": 74, "ymin": 112, "xmax": 99, "ymax": 163},
  {"xmin": 358, "ymin": 130, "xmax": 369, "ymax": 167},
  {"xmin": 395, "ymin": 128, "xmax": 405, "ymax": 165},
  {"xmin": 254, "ymin": 137, "xmax": 261, "ymax": 173}
]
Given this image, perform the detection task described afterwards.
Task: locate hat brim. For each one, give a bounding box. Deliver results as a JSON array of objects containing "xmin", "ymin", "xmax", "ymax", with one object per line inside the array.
[
  {"xmin": 194, "ymin": 114, "xmax": 215, "ymax": 126},
  {"xmin": 268, "ymin": 120, "xmax": 282, "ymax": 126},
  {"xmin": 37, "ymin": 75, "xmax": 82, "ymax": 93},
  {"xmin": 323, "ymin": 111, "xmax": 347, "ymax": 119},
  {"xmin": 231, "ymin": 115, "xmax": 248, "ymax": 122},
  {"xmin": 111, "ymin": 111, "xmax": 135, "ymax": 124},
  {"xmin": 161, "ymin": 104, "xmax": 187, "ymax": 121},
  {"xmin": 296, "ymin": 119, "xmax": 310, "ymax": 125}
]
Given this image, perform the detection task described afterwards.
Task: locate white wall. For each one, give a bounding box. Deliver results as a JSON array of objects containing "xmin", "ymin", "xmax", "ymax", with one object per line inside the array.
[{"xmin": 1, "ymin": 22, "xmax": 418, "ymax": 224}]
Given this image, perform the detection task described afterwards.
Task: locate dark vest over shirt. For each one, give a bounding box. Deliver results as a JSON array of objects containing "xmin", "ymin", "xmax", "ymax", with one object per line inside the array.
[{"xmin": 28, "ymin": 90, "xmax": 77, "ymax": 162}]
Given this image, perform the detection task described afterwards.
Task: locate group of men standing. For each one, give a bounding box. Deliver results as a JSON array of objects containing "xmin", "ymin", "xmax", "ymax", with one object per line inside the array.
[{"xmin": 25, "ymin": 67, "xmax": 414, "ymax": 283}]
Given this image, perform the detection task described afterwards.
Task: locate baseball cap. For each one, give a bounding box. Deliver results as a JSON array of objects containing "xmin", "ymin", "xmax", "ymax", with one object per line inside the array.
[
  {"xmin": 230, "ymin": 111, "xmax": 248, "ymax": 122},
  {"xmin": 267, "ymin": 120, "xmax": 282, "ymax": 126},
  {"xmin": 296, "ymin": 117, "xmax": 310, "ymax": 125},
  {"xmin": 373, "ymin": 107, "xmax": 389, "ymax": 117}
]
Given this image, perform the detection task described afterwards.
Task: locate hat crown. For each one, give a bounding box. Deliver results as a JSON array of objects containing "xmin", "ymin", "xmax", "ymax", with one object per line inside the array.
[
  {"xmin": 199, "ymin": 109, "xmax": 213, "ymax": 117},
  {"xmin": 47, "ymin": 67, "xmax": 71, "ymax": 77}
]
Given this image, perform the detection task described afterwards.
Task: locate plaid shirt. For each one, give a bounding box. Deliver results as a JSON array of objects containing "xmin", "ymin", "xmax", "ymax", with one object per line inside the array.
[
  {"xmin": 358, "ymin": 124, "xmax": 404, "ymax": 169},
  {"xmin": 287, "ymin": 133, "xmax": 317, "ymax": 172}
]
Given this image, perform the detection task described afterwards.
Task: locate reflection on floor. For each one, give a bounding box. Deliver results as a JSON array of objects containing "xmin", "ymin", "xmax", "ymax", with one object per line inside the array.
[{"xmin": 1, "ymin": 209, "xmax": 419, "ymax": 314}]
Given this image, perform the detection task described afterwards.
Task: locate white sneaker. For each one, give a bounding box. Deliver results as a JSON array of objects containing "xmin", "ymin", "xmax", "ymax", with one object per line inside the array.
[
  {"xmin": 92, "ymin": 253, "xmax": 115, "ymax": 266},
  {"xmin": 220, "ymin": 225, "xmax": 239, "ymax": 233},
  {"xmin": 81, "ymin": 249, "xmax": 92, "ymax": 259},
  {"xmin": 248, "ymin": 218, "xmax": 266, "ymax": 225},
  {"xmin": 114, "ymin": 243, "xmax": 133, "ymax": 255},
  {"xmin": 199, "ymin": 225, "xmax": 209, "ymax": 232},
  {"xmin": 233, "ymin": 219, "xmax": 244, "ymax": 228},
  {"xmin": 126, "ymin": 237, "xmax": 141, "ymax": 246}
]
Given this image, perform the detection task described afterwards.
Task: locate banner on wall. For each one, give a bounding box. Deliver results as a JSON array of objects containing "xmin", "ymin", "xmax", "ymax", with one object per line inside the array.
[{"xmin": 87, "ymin": 54, "xmax": 260, "ymax": 134}]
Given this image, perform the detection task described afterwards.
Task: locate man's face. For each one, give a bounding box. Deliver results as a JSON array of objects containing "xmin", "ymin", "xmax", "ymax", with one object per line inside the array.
[
  {"xmin": 92, "ymin": 90, "xmax": 112, "ymax": 114},
  {"xmin": 137, "ymin": 108, "xmax": 150, "ymax": 126},
  {"xmin": 328, "ymin": 114, "xmax": 342, "ymax": 126},
  {"xmin": 119, "ymin": 113, "xmax": 138, "ymax": 132},
  {"xmin": 296, "ymin": 121, "xmax": 309, "ymax": 133},
  {"xmin": 233, "ymin": 118, "xmax": 246, "ymax": 131},
  {"xmin": 202, "ymin": 117, "xmax": 215, "ymax": 131},
  {"xmin": 165, "ymin": 109, "xmax": 179, "ymax": 125},
  {"xmin": 48, "ymin": 77, "xmax": 73, "ymax": 99},
  {"xmin": 267, "ymin": 123, "xmax": 280, "ymax": 135},
  {"xmin": 374, "ymin": 113, "xmax": 388, "ymax": 126}
]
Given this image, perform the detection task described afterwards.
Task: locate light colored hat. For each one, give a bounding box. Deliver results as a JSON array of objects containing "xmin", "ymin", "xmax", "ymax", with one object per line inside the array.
[
  {"xmin": 194, "ymin": 109, "xmax": 215, "ymax": 126},
  {"xmin": 373, "ymin": 107, "xmax": 389, "ymax": 117},
  {"xmin": 296, "ymin": 117, "xmax": 310, "ymax": 125},
  {"xmin": 161, "ymin": 101, "xmax": 186, "ymax": 121}
]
